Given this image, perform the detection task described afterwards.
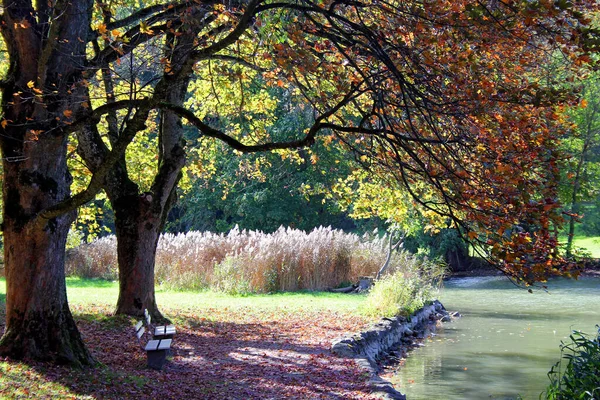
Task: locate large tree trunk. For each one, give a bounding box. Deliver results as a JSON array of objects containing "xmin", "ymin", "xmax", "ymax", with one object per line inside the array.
[
  {"xmin": 0, "ymin": 146, "xmax": 92, "ymax": 365},
  {"xmin": 112, "ymin": 56, "xmax": 191, "ymax": 320},
  {"xmin": 78, "ymin": 27, "xmax": 195, "ymax": 320},
  {"xmin": 0, "ymin": 0, "xmax": 94, "ymax": 365},
  {"xmin": 113, "ymin": 195, "xmax": 165, "ymax": 318}
]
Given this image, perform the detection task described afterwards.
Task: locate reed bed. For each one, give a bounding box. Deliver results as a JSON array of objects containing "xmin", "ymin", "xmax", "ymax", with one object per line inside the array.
[{"xmin": 66, "ymin": 226, "xmax": 442, "ymax": 293}]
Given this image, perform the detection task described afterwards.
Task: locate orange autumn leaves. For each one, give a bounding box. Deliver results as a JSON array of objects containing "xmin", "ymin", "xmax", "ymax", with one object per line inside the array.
[{"xmin": 260, "ymin": 0, "xmax": 598, "ymax": 283}]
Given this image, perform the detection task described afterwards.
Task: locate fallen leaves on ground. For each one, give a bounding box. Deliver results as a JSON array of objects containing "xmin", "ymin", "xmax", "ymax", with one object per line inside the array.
[{"xmin": 0, "ymin": 305, "xmax": 379, "ymax": 399}]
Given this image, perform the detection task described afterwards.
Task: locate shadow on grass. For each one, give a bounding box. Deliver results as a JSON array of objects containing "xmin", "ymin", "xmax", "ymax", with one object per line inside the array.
[{"xmin": 1, "ymin": 311, "xmax": 373, "ymax": 399}]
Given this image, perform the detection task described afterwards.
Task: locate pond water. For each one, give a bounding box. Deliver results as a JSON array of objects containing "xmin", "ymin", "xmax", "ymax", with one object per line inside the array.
[{"xmin": 392, "ymin": 276, "xmax": 600, "ymax": 400}]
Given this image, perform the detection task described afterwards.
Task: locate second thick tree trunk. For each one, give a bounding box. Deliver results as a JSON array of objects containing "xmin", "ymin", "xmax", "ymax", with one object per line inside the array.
[
  {"xmin": 110, "ymin": 30, "xmax": 194, "ymax": 319},
  {"xmin": 113, "ymin": 194, "xmax": 163, "ymax": 318}
]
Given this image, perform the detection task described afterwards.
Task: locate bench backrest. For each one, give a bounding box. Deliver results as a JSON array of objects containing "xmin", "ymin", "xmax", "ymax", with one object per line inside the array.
[
  {"xmin": 134, "ymin": 320, "xmax": 146, "ymax": 349},
  {"xmin": 136, "ymin": 325, "xmax": 145, "ymax": 340}
]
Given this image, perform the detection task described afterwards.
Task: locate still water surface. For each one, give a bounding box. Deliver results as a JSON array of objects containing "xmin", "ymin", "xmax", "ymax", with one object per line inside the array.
[{"xmin": 392, "ymin": 276, "xmax": 600, "ymax": 399}]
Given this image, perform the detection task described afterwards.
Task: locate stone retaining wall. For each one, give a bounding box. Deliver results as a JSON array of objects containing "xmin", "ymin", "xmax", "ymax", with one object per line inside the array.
[{"xmin": 331, "ymin": 300, "xmax": 448, "ymax": 399}]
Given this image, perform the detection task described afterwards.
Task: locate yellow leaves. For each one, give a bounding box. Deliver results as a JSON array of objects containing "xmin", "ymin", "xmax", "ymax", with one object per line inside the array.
[
  {"xmin": 322, "ymin": 135, "xmax": 334, "ymax": 147},
  {"xmin": 26, "ymin": 80, "xmax": 43, "ymax": 95},
  {"xmin": 216, "ymin": 13, "xmax": 231, "ymax": 24},
  {"xmin": 139, "ymin": 22, "xmax": 154, "ymax": 35},
  {"xmin": 580, "ymin": 99, "xmax": 588, "ymax": 108},
  {"xmin": 96, "ymin": 23, "xmax": 122, "ymax": 40},
  {"xmin": 14, "ymin": 19, "xmax": 31, "ymax": 29},
  {"xmin": 1, "ymin": 119, "xmax": 10, "ymax": 129},
  {"xmin": 424, "ymin": 224, "xmax": 441, "ymax": 235},
  {"xmin": 27, "ymin": 129, "xmax": 44, "ymax": 141}
]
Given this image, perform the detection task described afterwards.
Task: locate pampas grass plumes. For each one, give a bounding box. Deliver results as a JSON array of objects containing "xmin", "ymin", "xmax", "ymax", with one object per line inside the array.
[{"xmin": 66, "ymin": 226, "xmax": 443, "ymax": 293}]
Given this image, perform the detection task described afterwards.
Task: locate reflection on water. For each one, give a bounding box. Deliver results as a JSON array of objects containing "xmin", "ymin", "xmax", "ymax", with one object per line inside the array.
[{"xmin": 392, "ymin": 276, "xmax": 600, "ymax": 400}]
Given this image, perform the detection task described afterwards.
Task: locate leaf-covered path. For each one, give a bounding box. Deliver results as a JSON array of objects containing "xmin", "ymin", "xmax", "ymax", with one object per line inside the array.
[{"xmin": 1, "ymin": 305, "xmax": 380, "ymax": 399}]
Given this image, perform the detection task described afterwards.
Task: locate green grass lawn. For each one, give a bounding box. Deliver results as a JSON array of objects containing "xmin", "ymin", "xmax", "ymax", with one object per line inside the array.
[
  {"xmin": 470, "ymin": 235, "xmax": 600, "ymax": 259},
  {"xmin": 0, "ymin": 277, "xmax": 368, "ymax": 317},
  {"xmin": 567, "ymin": 236, "xmax": 600, "ymax": 258}
]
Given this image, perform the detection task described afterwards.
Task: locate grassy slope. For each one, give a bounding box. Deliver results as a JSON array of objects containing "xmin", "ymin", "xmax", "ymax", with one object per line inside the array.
[{"xmin": 0, "ymin": 278, "xmax": 374, "ymax": 399}]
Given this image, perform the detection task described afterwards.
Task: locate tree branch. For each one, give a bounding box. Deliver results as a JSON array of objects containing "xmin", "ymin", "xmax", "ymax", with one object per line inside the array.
[
  {"xmin": 158, "ymin": 102, "xmax": 319, "ymax": 152},
  {"xmin": 190, "ymin": 0, "xmax": 261, "ymax": 61},
  {"xmin": 33, "ymin": 106, "xmax": 152, "ymax": 226}
]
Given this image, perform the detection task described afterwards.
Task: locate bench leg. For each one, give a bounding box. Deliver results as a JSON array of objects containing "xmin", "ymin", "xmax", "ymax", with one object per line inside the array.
[{"xmin": 147, "ymin": 349, "xmax": 168, "ymax": 370}]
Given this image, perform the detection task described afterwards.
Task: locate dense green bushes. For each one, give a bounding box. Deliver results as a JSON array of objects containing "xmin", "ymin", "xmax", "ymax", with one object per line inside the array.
[{"xmin": 544, "ymin": 328, "xmax": 600, "ymax": 400}]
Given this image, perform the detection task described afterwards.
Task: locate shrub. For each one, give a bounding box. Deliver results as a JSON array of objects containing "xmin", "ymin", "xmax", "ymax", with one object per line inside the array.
[
  {"xmin": 543, "ymin": 327, "xmax": 600, "ymax": 400},
  {"xmin": 362, "ymin": 253, "xmax": 446, "ymax": 317}
]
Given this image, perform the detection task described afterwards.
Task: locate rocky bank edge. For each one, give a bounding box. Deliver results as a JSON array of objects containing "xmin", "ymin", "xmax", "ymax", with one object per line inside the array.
[{"xmin": 331, "ymin": 300, "xmax": 449, "ymax": 400}]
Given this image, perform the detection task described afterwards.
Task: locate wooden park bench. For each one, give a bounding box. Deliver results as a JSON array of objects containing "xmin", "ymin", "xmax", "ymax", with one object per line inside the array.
[
  {"xmin": 134, "ymin": 320, "xmax": 172, "ymax": 370},
  {"xmin": 143, "ymin": 309, "xmax": 176, "ymax": 340}
]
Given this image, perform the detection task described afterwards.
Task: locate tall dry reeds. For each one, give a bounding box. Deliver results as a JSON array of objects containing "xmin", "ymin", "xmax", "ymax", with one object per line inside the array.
[{"xmin": 66, "ymin": 226, "xmax": 440, "ymax": 293}]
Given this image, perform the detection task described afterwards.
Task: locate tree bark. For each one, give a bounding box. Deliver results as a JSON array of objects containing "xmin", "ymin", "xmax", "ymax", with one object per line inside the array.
[
  {"xmin": 76, "ymin": 25, "xmax": 196, "ymax": 320},
  {"xmin": 112, "ymin": 193, "xmax": 164, "ymax": 318},
  {"xmin": 0, "ymin": 149, "xmax": 92, "ymax": 365},
  {"xmin": 113, "ymin": 30, "xmax": 193, "ymax": 320},
  {"xmin": 0, "ymin": 0, "xmax": 95, "ymax": 365},
  {"xmin": 375, "ymin": 231, "xmax": 404, "ymax": 280}
]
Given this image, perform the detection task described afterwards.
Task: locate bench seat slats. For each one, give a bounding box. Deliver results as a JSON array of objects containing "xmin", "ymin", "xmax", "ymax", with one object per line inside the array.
[
  {"xmin": 143, "ymin": 309, "xmax": 176, "ymax": 339},
  {"xmin": 134, "ymin": 317, "xmax": 174, "ymax": 370},
  {"xmin": 144, "ymin": 339, "xmax": 171, "ymax": 352},
  {"xmin": 157, "ymin": 339, "xmax": 172, "ymax": 351},
  {"xmin": 145, "ymin": 340, "xmax": 160, "ymax": 352}
]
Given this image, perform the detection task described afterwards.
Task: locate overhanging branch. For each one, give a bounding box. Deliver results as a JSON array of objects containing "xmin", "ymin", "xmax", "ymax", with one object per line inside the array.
[{"xmin": 159, "ymin": 102, "xmax": 319, "ymax": 152}]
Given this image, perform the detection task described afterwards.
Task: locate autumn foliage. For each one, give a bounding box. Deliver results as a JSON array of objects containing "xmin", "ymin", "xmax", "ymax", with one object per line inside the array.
[{"xmin": 252, "ymin": 0, "xmax": 599, "ymax": 283}]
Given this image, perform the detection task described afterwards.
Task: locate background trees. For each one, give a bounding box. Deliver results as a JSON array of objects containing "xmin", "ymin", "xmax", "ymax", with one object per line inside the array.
[{"xmin": 559, "ymin": 72, "xmax": 600, "ymax": 257}]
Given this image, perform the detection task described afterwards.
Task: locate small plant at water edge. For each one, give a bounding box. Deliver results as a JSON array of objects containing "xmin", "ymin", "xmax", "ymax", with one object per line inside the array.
[
  {"xmin": 362, "ymin": 253, "xmax": 445, "ymax": 317},
  {"xmin": 543, "ymin": 327, "xmax": 600, "ymax": 400}
]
